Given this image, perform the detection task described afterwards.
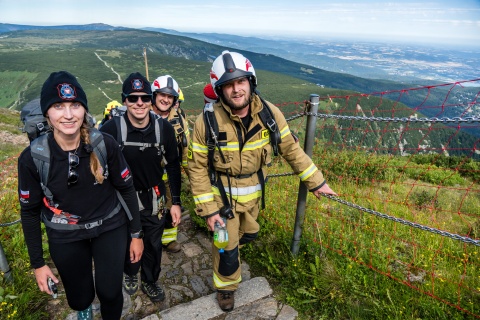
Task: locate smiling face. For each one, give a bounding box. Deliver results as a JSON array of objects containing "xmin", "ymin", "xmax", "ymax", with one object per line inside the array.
[
  {"xmin": 220, "ymin": 77, "xmax": 252, "ymax": 111},
  {"xmin": 153, "ymin": 92, "xmax": 175, "ymax": 116},
  {"xmin": 124, "ymin": 93, "xmax": 152, "ymax": 125},
  {"xmin": 46, "ymin": 101, "xmax": 85, "ymax": 137}
]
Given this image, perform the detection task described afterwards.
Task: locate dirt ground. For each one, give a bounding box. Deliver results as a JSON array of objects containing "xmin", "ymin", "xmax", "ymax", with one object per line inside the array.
[{"xmin": 0, "ymin": 130, "xmax": 29, "ymax": 145}]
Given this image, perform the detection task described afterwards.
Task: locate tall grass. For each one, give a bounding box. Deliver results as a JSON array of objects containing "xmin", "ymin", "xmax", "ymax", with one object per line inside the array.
[
  {"xmin": 241, "ymin": 149, "xmax": 480, "ymax": 319},
  {"xmin": 0, "ymin": 155, "xmax": 49, "ymax": 319}
]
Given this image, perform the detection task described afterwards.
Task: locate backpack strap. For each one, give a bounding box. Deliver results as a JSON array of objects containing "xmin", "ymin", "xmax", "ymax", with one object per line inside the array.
[
  {"xmin": 204, "ymin": 103, "xmax": 220, "ymax": 185},
  {"xmin": 203, "ymin": 103, "xmax": 234, "ymax": 211},
  {"xmin": 170, "ymin": 109, "xmax": 188, "ymax": 156},
  {"xmin": 30, "ymin": 134, "xmax": 54, "ymax": 201},
  {"xmin": 89, "ymin": 128, "xmax": 109, "ymax": 178},
  {"xmin": 257, "ymin": 97, "xmax": 281, "ymax": 156},
  {"xmin": 115, "ymin": 113, "xmax": 166, "ymax": 162}
]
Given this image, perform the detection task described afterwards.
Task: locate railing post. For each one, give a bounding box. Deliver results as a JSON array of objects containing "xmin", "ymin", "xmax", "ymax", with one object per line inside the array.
[
  {"xmin": 291, "ymin": 94, "xmax": 319, "ymax": 256},
  {"xmin": 0, "ymin": 241, "xmax": 13, "ymax": 283}
]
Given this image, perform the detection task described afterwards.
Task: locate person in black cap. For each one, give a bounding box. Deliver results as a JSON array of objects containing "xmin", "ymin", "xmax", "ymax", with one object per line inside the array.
[
  {"xmin": 18, "ymin": 71, "xmax": 143, "ymax": 320},
  {"xmin": 100, "ymin": 72, "xmax": 182, "ymax": 302}
]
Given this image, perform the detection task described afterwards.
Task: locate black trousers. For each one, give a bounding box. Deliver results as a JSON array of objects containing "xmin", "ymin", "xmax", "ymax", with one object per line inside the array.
[
  {"xmin": 49, "ymin": 224, "xmax": 127, "ymax": 320},
  {"xmin": 124, "ymin": 210, "xmax": 165, "ymax": 284}
]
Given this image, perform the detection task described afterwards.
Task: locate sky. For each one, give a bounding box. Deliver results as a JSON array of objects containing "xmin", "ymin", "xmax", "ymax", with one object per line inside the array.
[{"xmin": 1, "ymin": 0, "xmax": 479, "ymax": 46}]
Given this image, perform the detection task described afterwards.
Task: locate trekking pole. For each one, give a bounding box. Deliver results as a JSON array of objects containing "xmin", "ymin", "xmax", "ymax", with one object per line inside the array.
[
  {"xmin": 0, "ymin": 241, "xmax": 13, "ymax": 283},
  {"xmin": 291, "ymin": 94, "xmax": 319, "ymax": 256}
]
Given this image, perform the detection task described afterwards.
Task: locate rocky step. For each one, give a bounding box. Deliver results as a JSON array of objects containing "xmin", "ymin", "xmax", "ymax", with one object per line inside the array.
[{"xmin": 145, "ymin": 277, "xmax": 298, "ymax": 320}]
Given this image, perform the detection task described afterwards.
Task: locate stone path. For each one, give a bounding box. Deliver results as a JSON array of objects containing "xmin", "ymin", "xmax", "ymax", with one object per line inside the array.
[{"xmin": 52, "ymin": 211, "xmax": 298, "ymax": 320}]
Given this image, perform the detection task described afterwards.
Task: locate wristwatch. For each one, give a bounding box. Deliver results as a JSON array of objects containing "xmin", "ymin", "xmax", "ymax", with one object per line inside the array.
[{"xmin": 131, "ymin": 230, "xmax": 144, "ymax": 239}]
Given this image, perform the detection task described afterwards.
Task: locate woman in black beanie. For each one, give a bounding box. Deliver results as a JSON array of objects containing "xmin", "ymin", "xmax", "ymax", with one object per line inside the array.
[{"xmin": 18, "ymin": 71, "xmax": 144, "ymax": 320}]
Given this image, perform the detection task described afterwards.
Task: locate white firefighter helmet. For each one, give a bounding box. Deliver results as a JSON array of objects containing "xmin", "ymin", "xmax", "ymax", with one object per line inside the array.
[
  {"xmin": 210, "ymin": 50, "xmax": 256, "ymax": 93},
  {"xmin": 151, "ymin": 75, "xmax": 180, "ymax": 98}
]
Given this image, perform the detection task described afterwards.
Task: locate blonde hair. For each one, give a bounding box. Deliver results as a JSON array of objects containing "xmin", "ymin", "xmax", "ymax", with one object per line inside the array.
[{"xmin": 80, "ymin": 119, "xmax": 105, "ymax": 184}]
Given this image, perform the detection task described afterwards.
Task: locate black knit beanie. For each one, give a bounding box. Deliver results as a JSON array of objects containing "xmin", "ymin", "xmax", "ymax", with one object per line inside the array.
[
  {"xmin": 40, "ymin": 71, "xmax": 88, "ymax": 116},
  {"xmin": 122, "ymin": 72, "xmax": 152, "ymax": 102}
]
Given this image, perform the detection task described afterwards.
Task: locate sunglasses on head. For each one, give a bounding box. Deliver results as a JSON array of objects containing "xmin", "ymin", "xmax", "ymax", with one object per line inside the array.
[
  {"xmin": 126, "ymin": 95, "xmax": 152, "ymax": 103},
  {"xmin": 67, "ymin": 152, "xmax": 79, "ymax": 186}
]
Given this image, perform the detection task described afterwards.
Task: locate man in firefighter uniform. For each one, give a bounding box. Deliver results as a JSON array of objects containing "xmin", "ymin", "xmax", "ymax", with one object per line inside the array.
[
  {"xmin": 188, "ymin": 50, "xmax": 337, "ymax": 312},
  {"xmin": 151, "ymin": 75, "xmax": 190, "ymax": 253}
]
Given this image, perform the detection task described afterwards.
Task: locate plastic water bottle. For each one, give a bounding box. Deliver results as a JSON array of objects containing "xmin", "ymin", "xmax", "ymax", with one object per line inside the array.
[{"xmin": 214, "ymin": 218, "xmax": 228, "ymax": 253}]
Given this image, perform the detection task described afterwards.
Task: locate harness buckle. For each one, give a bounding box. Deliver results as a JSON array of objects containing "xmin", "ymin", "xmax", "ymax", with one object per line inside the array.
[
  {"xmin": 207, "ymin": 141, "xmax": 216, "ymax": 151},
  {"xmin": 139, "ymin": 143, "xmax": 151, "ymax": 151},
  {"xmin": 84, "ymin": 220, "xmax": 102, "ymax": 229},
  {"xmin": 266, "ymin": 118, "xmax": 277, "ymax": 132}
]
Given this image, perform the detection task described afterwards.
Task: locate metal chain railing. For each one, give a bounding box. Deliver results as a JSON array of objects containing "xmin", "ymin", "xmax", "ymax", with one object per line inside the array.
[
  {"xmin": 319, "ymin": 194, "xmax": 480, "ymax": 246},
  {"xmin": 279, "ymin": 109, "xmax": 480, "ymax": 247},
  {"xmin": 305, "ymin": 112, "xmax": 480, "ymax": 124},
  {"xmin": 266, "ymin": 176, "xmax": 480, "ymax": 246},
  {"xmin": 0, "ymin": 219, "xmax": 21, "ymax": 227}
]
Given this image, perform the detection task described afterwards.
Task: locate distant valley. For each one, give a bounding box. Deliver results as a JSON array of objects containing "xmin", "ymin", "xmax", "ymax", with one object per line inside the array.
[{"xmin": 146, "ymin": 28, "xmax": 480, "ymax": 85}]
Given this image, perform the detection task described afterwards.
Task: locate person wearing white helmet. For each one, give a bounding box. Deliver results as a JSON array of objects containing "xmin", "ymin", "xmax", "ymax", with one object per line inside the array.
[
  {"xmin": 188, "ymin": 51, "xmax": 337, "ymax": 312},
  {"xmin": 151, "ymin": 75, "xmax": 191, "ymax": 253}
]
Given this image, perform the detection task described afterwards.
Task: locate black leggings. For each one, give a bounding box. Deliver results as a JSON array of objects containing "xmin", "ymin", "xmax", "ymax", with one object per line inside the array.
[
  {"xmin": 49, "ymin": 224, "xmax": 127, "ymax": 320},
  {"xmin": 124, "ymin": 210, "xmax": 165, "ymax": 283}
]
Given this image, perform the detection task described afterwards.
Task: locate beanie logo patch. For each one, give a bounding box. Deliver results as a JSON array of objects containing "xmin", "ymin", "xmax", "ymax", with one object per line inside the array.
[
  {"xmin": 57, "ymin": 83, "xmax": 76, "ymax": 100},
  {"xmin": 132, "ymin": 79, "xmax": 144, "ymax": 91}
]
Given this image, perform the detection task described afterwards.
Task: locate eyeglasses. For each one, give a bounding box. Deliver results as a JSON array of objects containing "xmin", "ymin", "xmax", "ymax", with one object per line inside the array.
[
  {"xmin": 126, "ymin": 95, "xmax": 152, "ymax": 103},
  {"xmin": 67, "ymin": 152, "xmax": 79, "ymax": 185}
]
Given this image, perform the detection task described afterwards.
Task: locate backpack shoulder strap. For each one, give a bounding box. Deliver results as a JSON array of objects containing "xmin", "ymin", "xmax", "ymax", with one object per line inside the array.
[
  {"xmin": 154, "ymin": 116, "xmax": 167, "ymax": 164},
  {"xmin": 112, "ymin": 115, "xmax": 123, "ymax": 148},
  {"xmin": 89, "ymin": 128, "xmax": 108, "ymax": 178},
  {"xmin": 258, "ymin": 98, "xmax": 281, "ymax": 156},
  {"xmin": 203, "ymin": 103, "xmax": 221, "ymax": 184},
  {"xmin": 170, "ymin": 109, "xmax": 188, "ymax": 155},
  {"xmin": 30, "ymin": 134, "xmax": 53, "ymax": 200},
  {"xmin": 118, "ymin": 113, "xmax": 163, "ymax": 152}
]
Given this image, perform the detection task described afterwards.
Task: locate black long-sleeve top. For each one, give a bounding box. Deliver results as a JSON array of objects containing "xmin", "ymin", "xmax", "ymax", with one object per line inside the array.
[
  {"xmin": 18, "ymin": 132, "xmax": 141, "ymax": 269},
  {"xmin": 100, "ymin": 112, "xmax": 182, "ymax": 209}
]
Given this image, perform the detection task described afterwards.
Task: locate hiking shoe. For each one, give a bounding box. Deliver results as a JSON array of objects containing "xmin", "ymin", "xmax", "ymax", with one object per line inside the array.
[
  {"xmin": 123, "ymin": 274, "xmax": 138, "ymax": 295},
  {"xmin": 77, "ymin": 304, "xmax": 92, "ymax": 320},
  {"xmin": 141, "ymin": 281, "xmax": 165, "ymax": 302},
  {"xmin": 217, "ymin": 290, "xmax": 235, "ymax": 312},
  {"xmin": 164, "ymin": 240, "xmax": 182, "ymax": 253}
]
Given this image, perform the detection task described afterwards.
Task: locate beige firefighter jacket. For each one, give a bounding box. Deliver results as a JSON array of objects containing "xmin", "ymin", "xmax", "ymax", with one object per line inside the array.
[{"xmin": 187, "ymin": 94, "xmax": 325, "ymax": 218}]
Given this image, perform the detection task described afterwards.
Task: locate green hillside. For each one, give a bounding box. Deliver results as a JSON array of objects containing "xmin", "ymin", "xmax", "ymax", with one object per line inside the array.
[{"xmin": 0, "ymin": 29, "xmax": 407, "ymax": 107}]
